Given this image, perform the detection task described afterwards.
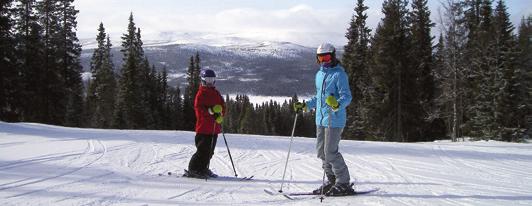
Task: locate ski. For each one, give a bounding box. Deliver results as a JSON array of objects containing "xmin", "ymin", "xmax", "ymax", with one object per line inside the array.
[
  {"xmin": 263, "ymin": 189, "xmax": 294, "ymax": 200},
  {"xmin": 159, "ymin": 170, "xmax": 253, "ymax": 181},
  {"xmin": 216, "ymin": 175, "xmax": 254, "ymax": 181},
  {"xmin": 264, "ymin": 188, "xmax": 379, "ymax": 200},
  {"xmin": 288, "ymin": 188, "xmax": 379, "ymax": 196}
]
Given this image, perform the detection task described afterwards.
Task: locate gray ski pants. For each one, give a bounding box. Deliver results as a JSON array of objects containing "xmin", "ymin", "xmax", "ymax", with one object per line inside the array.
[{"xmin": 316, "ymin": 126, "xmax": 350, "ymax": 184}]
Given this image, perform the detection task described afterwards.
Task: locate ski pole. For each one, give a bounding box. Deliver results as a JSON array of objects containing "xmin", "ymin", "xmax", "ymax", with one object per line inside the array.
[
  {"xmin": 320, "ymin": 108, "xmax": 333, "ymax": 202},
  {"xmin": 279, "ymin": 112, "xmax": 299, "ymax": 193},
  {"xmin": 221, "ymin": 124, "xmax": 238, "ymax": 177}
]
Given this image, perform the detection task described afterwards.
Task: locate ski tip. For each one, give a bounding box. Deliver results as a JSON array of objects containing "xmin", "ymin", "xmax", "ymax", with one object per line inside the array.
[{"xmin": 283, "ymin": 194, "xmax": 294, "ymax": 200}]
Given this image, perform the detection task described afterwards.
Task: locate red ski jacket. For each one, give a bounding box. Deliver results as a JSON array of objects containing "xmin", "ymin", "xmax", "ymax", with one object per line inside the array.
[{"xmin": 194, "ymin": 86, "xmax": 225, "ymax": 134}]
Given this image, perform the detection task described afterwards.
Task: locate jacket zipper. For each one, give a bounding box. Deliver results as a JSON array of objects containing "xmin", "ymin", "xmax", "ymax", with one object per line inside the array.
[{"xmin": 319, "ymin": 69, "xmax": 330, "ymax": 126}]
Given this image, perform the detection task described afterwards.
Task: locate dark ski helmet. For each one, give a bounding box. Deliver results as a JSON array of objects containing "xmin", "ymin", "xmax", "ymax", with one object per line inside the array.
[{"xmin": 200, "ymin": 69, "xmax": 216, "ymax": 86}]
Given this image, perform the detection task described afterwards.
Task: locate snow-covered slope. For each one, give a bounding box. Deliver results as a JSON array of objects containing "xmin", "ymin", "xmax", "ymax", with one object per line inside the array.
[{"xmin": 1, "ymin": 122, "xmax": 531, "ymax": 205}]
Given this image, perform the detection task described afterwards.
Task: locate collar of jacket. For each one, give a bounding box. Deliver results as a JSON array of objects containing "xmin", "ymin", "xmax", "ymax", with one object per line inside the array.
[
  {"xmin": 319, "ymin": 64, "xmax": 341, "ymax": 72},
  {"xmin": 199, "ymin": 85, "xmax": 217, "ymax": 90}
]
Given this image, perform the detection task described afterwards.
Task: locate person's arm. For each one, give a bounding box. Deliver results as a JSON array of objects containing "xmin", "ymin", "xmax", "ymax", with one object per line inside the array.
[
  {"xmin": 335, "ymin": 71, "xmax": 352, "ymax": 109},
  {"xmin": 194, "ymin": 90, "xmax": 211, "ymax": 117},
  {"xmin": 305, "ymin": 96, "xmax": 317, "ymax": 110}
]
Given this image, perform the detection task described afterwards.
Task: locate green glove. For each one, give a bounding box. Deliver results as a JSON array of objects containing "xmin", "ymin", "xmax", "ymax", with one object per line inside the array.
[
  {"xmin": 325, "ymin": 95, "xmax": 339, "ymax": 111},
  {"xmin": 293, "ymin": 102, "xmax": 307, "ymax": 112},
  {"xmin": 212, "ymin": 104, "xmax": 223, "ymax": 113},
  {"xmin": 208, "ymin": 105, "xmax": 223, "ymax": 115},
  {"xmin": 215, "ymin": 115, "xmax": 223, "ymax": 124}
]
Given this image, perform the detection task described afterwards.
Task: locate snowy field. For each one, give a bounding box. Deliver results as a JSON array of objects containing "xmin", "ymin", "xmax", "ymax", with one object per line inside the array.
[{"xmin": 1, "ymin": 122, "xmax": 531, "ymax": 206}]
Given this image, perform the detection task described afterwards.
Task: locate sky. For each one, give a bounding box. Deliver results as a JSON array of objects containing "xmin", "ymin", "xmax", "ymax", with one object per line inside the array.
[{"xmin": 74, "ymin": 0, "xmax": 532, "ymax": 47}]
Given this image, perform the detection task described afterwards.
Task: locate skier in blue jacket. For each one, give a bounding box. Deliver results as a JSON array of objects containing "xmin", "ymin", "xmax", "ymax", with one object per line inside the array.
[{"xmin": 294, "ymin": 43, "xmax": 354, "ymax": 196}]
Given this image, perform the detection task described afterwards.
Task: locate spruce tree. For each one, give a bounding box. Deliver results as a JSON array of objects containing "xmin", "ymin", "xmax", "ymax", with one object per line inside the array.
[
  {"xmin": 114, "ymin": 13, "xmax": 145, "ymax": 129},
  {"xmin": 36, "ymin": 0, "xmax": 65, "ymax": 124},
  {"xmin": 516, "ymin": 16, "xmax": 532, "ymax": 133},
  {"xmin": 370, "ymin": 0, "xmax": 418, "ymax": 142},
  {"xmin": 342, "ymin": 0, "xmax": 372, "ymax": 140},
  {"xmin": 58, "ymin": 0, "xmax": 83, "ymax": 127},
  {"xmin": 158, "ymin": 67, "xmax": 170, "ymax": 129},
  {"xmin": 410, "ymin": 0, "xmax": 442, "ymax": 140},
  {"xmin": 168, "ymin": 84, "xmax": 183, "ymax": 130},
  {"xmin": 13, "ymin": 0, "xmax": 45, "ymax": 123},
  {"xmin": 0, "ymin": 0, "xmax": 19, "ymax": 121},
  {"xmin": 466, "ymin": 0, "xmax": 500, "ymax": 139},
  {"xmin": 183, "ymin": 56, "xmax": 197, "ymax": 131},
  {"xmin": 87, "ymin": 24, "xmax": 116, "ymax": 128},
  {"xmin": 492, "ymin": 0, "xmax": 518, "ymax": 140}
]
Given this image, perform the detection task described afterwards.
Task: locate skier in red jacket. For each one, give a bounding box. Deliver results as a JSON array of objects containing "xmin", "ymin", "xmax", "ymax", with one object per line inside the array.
[{"xmin": 186, "ymin": 69, "xmax": 225, "ymax": 178}]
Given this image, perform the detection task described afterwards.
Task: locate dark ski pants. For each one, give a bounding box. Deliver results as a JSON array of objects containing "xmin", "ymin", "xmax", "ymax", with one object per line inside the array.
[{"xmin": 188, "ymin": 133, "xmax": 218, "ymax": 173}]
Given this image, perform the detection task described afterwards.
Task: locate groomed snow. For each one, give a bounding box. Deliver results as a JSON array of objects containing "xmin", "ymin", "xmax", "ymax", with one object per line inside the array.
[{"xmin": 1, "ymin": 122, "xmax": 531, "ymax": 205}]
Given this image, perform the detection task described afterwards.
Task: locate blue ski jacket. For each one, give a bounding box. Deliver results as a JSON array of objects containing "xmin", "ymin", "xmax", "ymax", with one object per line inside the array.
[{"xmin": 305, "ymin": 64, "xmax": 352, "ymax": 128}]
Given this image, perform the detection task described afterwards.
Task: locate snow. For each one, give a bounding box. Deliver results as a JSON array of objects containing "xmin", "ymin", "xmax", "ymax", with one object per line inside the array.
[
  {"xmin": 228, "ymin": 95, "xmax": 312, "ymax": 105},
  {"xmin": 81, "ymin": 72, "xmax": 92, "ymax": 82},
  {"xmin": 1, "ymin": 121, "xmax": 531, "ymax": 206},
  {"xmin": 80, "ymin": 33, "xmax": 311, "ymax": 60}
]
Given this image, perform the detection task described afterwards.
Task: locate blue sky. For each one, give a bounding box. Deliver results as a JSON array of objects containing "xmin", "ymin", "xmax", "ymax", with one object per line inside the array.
[{"xmin": 74, "ymin": 0, "xmax": 532, "ymax": 47}]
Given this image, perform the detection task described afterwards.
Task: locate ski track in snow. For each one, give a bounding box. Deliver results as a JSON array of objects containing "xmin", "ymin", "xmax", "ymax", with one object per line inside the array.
[{"xmin": 1, "ymin": 122, "xmax": 532, "ymax": 206}]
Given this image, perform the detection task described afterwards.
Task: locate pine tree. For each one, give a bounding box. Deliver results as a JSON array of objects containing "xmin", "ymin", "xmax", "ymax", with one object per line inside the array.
[
  {"xmin": 370, "ymin": 0, "xmax": 418, "ymax": 142},
  {"xmin": 139, "ymin": 57, "xmax": 156, "ymax": 129},
  {"xmin": 516, "ymin": 16, "xmax": 532, "ymax": 134},
  {"xmin": 342, "ymin": 0, "xmax": 372, "ymax": 140},
  {"xmin": 410, "ymin": 0, "xmax": 442, "ymax": 140},
  {"xmin": 183, "ymin": 56, "xmax": 198, "ymax": 131},
  {"xmin": 114, "ymin": 13, "xmax": 145, "ymax": 129},
  {"xmin": 0, "ymin": 0, "xmax": 20, "ymax": 121},
  {"xmin": 13, "ymin": 0, "xmax": 45, "ymax": 123},
  {"xmin": 431, "ymin": 33, "xmax": 452, "ymax": 137},
  {"xmin": 14, "ymin": 0, "xmax": 38, "ymax": 121},
  {"xmin": 58, "ymin": 0, "xmax": 83, "ymax": 127},
  {"xmin": 491, "ymin": 0, "xmax": 519, "ymax": 141},
  {"xmin": 465, "ymin": 0, "xmax": 500, "ymax": 139},
  {"xmin": 87, "ymin": 24, "xmax": 116, "ymax": 128},
  {"xmin": 168, "ymin": 84, "xmax": 183, "ymax": 130},
  {"xmin": 36, "ymin": 0, "xmax": 65, "ymax": 124},
  {"xmin": 158, "ymin": 67, "xmax": 171, "ymax": 129}
]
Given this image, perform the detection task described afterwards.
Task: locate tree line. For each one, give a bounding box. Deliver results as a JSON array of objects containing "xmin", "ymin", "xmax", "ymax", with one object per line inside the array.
[
  {"xmin": 0, "ymin": 1, "xmax": 314, "ymax": 137},
  {"xmin": 1, "ymin": 0, "xmax": 83, "ymax": 126},
  {"xmin": 342, "ymin": 0, "xmax": 531, "ymax": 142},
  {"xmin": 1, "ymin": 0, "xmax": 530, "ymax": 142}
]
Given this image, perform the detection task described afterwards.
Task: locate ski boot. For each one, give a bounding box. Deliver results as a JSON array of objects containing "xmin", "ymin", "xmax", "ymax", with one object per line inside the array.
[
  {"xmin": 325, "ymin": 183, "xmax": 355, "ymax": 196},
  {"xmin": 204, "ymin": 169, "xmax": 218, "ymax": 178},
  {"xmin": 312, "ymin": 175, "xmax": 336, "ymax": 195},
  {"xmin": 183, "ymin": 169, "xmax": 208, "ymax": 179}
]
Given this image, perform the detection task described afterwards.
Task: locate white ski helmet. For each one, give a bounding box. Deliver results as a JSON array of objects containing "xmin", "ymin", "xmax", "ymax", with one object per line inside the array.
[{"xmin": 316, "ymin": 43, "xmax": 335, "ymax": 55}]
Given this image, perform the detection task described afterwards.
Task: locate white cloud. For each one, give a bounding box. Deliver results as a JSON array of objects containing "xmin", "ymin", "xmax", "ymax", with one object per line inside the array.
[
  {"xmin": 75, "ymin": 2, "xmax": 353, "ymax": 47},
  {"xmin": 75, "ymin": 0, "xmax": 528, "ymax": 48}
]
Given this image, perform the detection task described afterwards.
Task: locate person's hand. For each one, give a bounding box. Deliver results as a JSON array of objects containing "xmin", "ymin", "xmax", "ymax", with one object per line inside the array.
[
  {"xmin": 212, "ymin": 105, "xmax": 222, "ymax": 113},
  {"xmin": 325, "ymin": 95, "xmax": 339, "ymax": 111},
  {"xmin": 215, "ymin": 115, "xmax": 223, "ymax": 124},
  {"xmin": 209, "ymin": 104, "xmax": 223, "ymax": 115},
  {"xmin": 293, "ymin": 102, "xmax": 307, "ymax": 113}
]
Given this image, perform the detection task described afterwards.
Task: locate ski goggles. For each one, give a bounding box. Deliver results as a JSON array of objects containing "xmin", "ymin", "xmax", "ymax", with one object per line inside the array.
[
  {"xmin": 317, "ymin": 54, "xmax": 332, "ymax": 63},
  {"xmin": 202, "ymin": 77, "xmax": 216, "ymax": 85}
]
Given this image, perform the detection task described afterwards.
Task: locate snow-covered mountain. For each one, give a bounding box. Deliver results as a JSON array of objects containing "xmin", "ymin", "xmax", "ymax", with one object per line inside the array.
[
  {"xmin": 1, "ymin": 122, "xmax": 531, "ymax": 205},
  {"xmin": 80, "ymin": 35, "xmax": 329, "ymax": 96}
]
